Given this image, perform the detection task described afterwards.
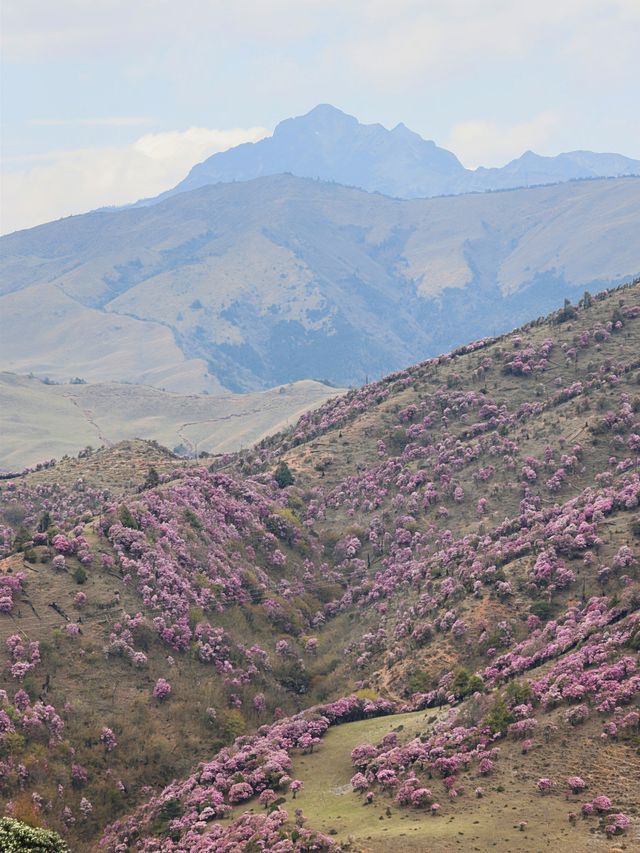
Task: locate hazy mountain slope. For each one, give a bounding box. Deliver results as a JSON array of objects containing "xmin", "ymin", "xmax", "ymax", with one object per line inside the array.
[
  {"xmin": 2, "ymin": 281, "xmax": 638, "ymax": 851},
  {"xmin": 0, "ymin": 373, "xmax": 341, "ymax": 472},
  {"xmin": 0, "ymin": 280, "xmax": 221, "ymax": 393},
  {"xmin": 466, "ymin": 148, "xmax": 640, "ymax": 192},
  {"xmin": 2, "ymin": 175, "xmax": 639, "ymax": 392},
  {"xmin": 157, "ymin": 104, "xmax": 640, "ymax": 202}
]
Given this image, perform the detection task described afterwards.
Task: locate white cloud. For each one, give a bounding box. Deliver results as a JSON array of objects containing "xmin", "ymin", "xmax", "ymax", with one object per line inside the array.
[
  {"xmin": 0, "ymin": 125, "xmax": 269, "ymax": 234},
  {"xmin": 446, "ymin": 112, "xmax": 559, "ymax": 169},
  {"xmin": 132, "ymin": 127, "xmax": 266, "ymax": 163},
  {"xmin": 1, "ymin": 0, "xmax": 336, "ymax": 61},
  {"xmin": 330, "ymin": 0, "xmax": 639, "ymax": 88},
  {"xmin": 5, "ymin": 0, "xmax": 639, "ymax": 87}
]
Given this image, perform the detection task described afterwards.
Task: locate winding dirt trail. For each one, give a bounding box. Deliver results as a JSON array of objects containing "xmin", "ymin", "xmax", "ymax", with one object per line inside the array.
[{"xmin": 62, "ymin": 392, "xmax": 113, "ymax": 448}]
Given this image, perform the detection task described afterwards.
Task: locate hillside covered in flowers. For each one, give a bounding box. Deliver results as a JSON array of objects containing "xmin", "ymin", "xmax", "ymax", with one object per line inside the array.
[{"xmin": 1, "ymin": 280, "xmax": 639, "ymax": 851}]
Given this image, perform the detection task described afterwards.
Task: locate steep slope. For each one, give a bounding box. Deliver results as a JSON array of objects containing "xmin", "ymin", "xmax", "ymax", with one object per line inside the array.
[
  {"xmin": 1, "ymin": 281, "xmax": 639, "ymax": 851},
  {"xmin": 155, "ymin": 104, "xmax": 640, "ymax": 202},
  {"xmin": 0, "ymin": 281, "xmax": 221, "ymax": 394},
  {"xmin": 2, "ymin": 174, "xmax": 639, "ymax": 392}
]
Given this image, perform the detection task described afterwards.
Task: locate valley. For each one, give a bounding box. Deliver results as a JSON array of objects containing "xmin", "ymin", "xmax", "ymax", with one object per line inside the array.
[
  {"xmin": 1, "ymin": 280, "xmax": 638, "ymax": 850},
  {"xmin": 4, "ymin": 6, "xmax": 640, "ymax": 850}
]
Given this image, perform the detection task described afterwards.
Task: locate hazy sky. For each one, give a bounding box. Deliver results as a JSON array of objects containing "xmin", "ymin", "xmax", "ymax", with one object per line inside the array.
[{"xmin": 2, "ymin": 0, "xmax": 639, "ymax": 234}]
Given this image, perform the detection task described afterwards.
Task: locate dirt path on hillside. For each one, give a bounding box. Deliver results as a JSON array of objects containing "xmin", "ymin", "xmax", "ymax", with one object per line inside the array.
[{"xmin": 62, "ymin": 392, "xmax": 113, "ymax": 448}]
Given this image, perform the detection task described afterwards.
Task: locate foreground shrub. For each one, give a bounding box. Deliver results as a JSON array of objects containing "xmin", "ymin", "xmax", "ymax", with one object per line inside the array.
[{"xmin": 0, "ymin": 817, "xmax": 69, "ymax": 852}]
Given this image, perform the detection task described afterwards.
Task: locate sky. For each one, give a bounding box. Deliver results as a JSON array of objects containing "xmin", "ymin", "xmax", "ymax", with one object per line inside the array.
[{"xmin": 2, "ymin": 0, "xmax": 639, "ymax": 234}]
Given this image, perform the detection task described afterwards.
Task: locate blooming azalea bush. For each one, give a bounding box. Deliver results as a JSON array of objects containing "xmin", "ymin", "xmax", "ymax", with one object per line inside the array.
[
  {"xmin": 152, "ymin": 678, "xmax": 171, "ymax": 701},
  {"xmin": 605, "ymin": 812, "xmax": 631, "ymax": 836},
  {"xmin": 566, "ymin": 776, "xmax": 587, "ymax": 794}
]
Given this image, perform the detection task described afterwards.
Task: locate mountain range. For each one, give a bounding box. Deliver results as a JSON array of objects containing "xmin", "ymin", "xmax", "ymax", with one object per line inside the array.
[
  {"xmin": 149, "ymin": 104, "xmax": 640, "ymax": 203},
  {"xmin": 2, "ymin": 100, "xmax": 640, "ymax": 853},
  {"xmin": 2, "ymin": 173, "xmax": 639, "ymax": 393}
]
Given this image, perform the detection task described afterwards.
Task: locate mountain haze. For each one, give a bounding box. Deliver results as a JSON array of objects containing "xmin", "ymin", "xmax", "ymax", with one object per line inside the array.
[
  {"xmin": 154, "ymin": 104, "xmax": 640, "ymax": 203},
  {"xmin": 0, "ymin": 372, "xmax": 341, "ymax": 472},
  {"xmin": 2, "ymin": 174, "xmax": 639, "ymax": 393}
]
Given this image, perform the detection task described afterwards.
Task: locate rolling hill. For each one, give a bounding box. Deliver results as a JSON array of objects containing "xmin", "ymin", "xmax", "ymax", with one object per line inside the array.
[
  {"xmin": 0, "ymin": 373, "xmax": 342, "ymax": 473},
  {"xmin": 2, "ymin": 174, "xmax": 639, "ymax": 393}
]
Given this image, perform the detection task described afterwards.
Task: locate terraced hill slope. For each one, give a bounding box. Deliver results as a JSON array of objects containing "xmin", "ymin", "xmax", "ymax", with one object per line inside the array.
[{"xmin": 0, "ymin": 280, "xmax": 639, "ymax": 851}]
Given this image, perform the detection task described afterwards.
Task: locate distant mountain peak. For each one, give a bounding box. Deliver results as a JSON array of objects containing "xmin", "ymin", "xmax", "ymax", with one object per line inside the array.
[
  {"xmin": 273, "ymin": 103, "xmax": 359, "ymax": 136},
  {"xmin": 141, "ymin": 104, "xmax": 640, "ymax": 206}
]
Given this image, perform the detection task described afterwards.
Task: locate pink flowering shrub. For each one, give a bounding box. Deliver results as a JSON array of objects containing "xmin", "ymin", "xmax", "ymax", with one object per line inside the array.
[
  {"xmin": 6, "ymin": 635, "xmax": 40, "ymax": 680},
  {"xmin": 566, "ymin": 776, "xmax": 587, "ymax": 794},
  {"xmin": 71, "ymin": 763, "xmax": 88, "ymax": 788},
  {"xmin": 100, "ymin": 727, "xmax": 118, "ymax": 752},
  {"xmin": 0, "ymin": 573, "xmax": 25, "ymax": 613},
  {"xmin": 536, "ymin": 777, "xmax": 553, "ymax": 794},
  {"xmin": 228, "ymin": 782, "xmax": 254, "ymax": 804},
  {"xmin": 605, "ymin": 813, "xmax": 631, "ymax": 836},
  {"xmin": 152, "ymin": 678, "xmax": 171, "ymax": 701},
  {"xmin": 591, "ymin": 795, "xmax": 612, "ymax": 813}
]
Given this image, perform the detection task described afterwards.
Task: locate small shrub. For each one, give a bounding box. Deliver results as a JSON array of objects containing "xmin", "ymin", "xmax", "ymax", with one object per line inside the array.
[
  {"xmin": 219, "ymin": 709, "xmax": 246, "ymax": 741},
  {"xmin": 274, "ymin": 461, "xmax": 295, "ymax": 488},
  {"xmin": 118, "ymin": 506, "xmax": 139, "ymax": 530},
  {"xmin": 143, "ymin": 467, "xmax": 160, "ymax": 490},
  {"xmin": 505, "ymin": 680, "xmax": 533, "ymax": 706},
  {"xmin": 0, "ymin": 816, "xmax": 69, "ymax": 851},
  {"xmin": 529, "ymin": 600, "xmax": 554, "ymax": 621},
  {"xmin": 485, "ymin": 695, "xmax": 514, "ymax": 734},
  {"xmin": 183, "ymin": 508, "xmax": 202, "ymax": 531}
]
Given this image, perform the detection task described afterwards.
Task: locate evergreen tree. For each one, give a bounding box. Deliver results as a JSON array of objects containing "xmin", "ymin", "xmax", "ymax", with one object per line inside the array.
[{"xmin": 274, "ymin": 461, "xmax": 294, "ymax": 488}]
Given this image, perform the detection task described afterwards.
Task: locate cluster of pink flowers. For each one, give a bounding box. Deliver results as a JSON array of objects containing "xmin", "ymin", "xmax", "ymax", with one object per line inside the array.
[
  {"xmin": 0, "ymin": 687, "xmax": 64, "ymax": 747},
  {"xmin": 604, "ymin": 812, "xmax": 632, "ymax": 836},
  {"xmin": 347, "ymin": 697, "xmax": 518, "ymax": 809},
  {"xmin": 536, "ymin": 777, "xmax": 553, "ymax": 794},
  {"xmin": 100, "ymin": 726, "xmax": 118, "ymax": 752},
  {"xmin": 502, "ymin": 338, "xmax": 554, "ymax": 375},
  {"xmin": 2, "ymin": 280, "xmax": 639, "ymax": 849},
  {"xmin": 100, "ymin": 469, "xmax": 331, "ymax": 650},
  {"xmin": 152, "ymin": 678, "xmax": 172, "ymax": 701},
  {"xmin": 6, "ymin": 635, "xmax": 40, "ymax": 680},
  {"xmin": 0, "ymin": 572, "xmax": 25, "ymax": 614},
  {"xmin": 101, "ymin": 695, "xmax": 394, "ymax": 850},
  {"xmin": 0, "ymin": 477, "xmax": 111, "ymax": 560}
]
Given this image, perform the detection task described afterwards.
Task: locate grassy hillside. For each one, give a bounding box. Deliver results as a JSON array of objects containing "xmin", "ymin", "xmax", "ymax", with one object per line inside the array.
[
  {"xmin": 2, "ymin": 175, "xmax": 639, "ymax": 391},
  {"xmin": 0, "ymin": 280, "xmax": 639, "ymax": 850},
  {"xmin": 0, "ymin": 373, "xmax": 342, "ymax": 472}
]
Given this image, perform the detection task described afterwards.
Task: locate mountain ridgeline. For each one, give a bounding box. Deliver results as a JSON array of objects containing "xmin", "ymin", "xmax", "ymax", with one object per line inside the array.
[
  {"xmin": 2, "ymin": 174, "xmax": 639, "ymax": 393},
  {"xmin": 155, "ymin": 104, "xmax": 640, "ymax": 202}
]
